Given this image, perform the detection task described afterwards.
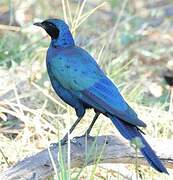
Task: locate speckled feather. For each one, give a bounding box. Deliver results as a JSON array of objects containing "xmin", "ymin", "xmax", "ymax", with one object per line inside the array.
[{"xmin": 47, "ymin": 46, "xmax": 146, "ymax": 127}]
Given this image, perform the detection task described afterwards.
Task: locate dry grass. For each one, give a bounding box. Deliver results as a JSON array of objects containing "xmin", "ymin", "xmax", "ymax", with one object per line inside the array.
[{"xmin": 0, "ymin": 0, "xmax": 173, "ymax": 179}]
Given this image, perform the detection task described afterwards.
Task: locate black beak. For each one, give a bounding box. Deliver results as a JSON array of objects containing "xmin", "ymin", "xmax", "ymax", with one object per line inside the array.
[{"xmin": 33, "ymin": 22, "xmax": 43, "ymax": 27}]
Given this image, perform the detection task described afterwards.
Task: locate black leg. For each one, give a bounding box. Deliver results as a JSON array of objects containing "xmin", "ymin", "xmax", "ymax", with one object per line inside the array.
[
  {"xmin": 84, "ymin": 112, "xmax": 100, "ymax": 136},
  {"xmin": 60, "ymin": 117, "xmax": 82, "ymax": 144},
  {"xmin": 60, "ymin": 112, "xmax": 100, "ymax": 145}
]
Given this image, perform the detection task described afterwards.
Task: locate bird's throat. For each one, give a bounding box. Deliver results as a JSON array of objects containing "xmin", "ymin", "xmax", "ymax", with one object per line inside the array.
[{"xmin": 51, "ymin": 31, "xmax": 75, "ymax": 48}]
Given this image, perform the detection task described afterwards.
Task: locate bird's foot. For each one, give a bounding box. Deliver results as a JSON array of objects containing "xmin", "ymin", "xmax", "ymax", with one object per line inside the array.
[
  {"xmin": 49, "ymin": 137, "xmax": 68, "ymax": 147},
  {"xmin": 50, "ymin": 142, "xmax": 57, "ymax": 147},
  {"xmin": 74, "ymin": 134, "xmax": 95, "ymax": 141},
  {"xmin": 72, "ymin": 134, "xmax": 96, "ymax": 146},
  {"xmin": 59, "ymin": 134, "xmax": 71, "ymax": 145},
  {"xmin": 60, "ymin": 138, "xmax": 67, "ymax": 145},
  {"xmin": 58, "ymin": 135, "xmax": 78, "ymax": 146},
  {"xmin": 53, "ymin": 134, "xmax": 95, "ymax": 147}
]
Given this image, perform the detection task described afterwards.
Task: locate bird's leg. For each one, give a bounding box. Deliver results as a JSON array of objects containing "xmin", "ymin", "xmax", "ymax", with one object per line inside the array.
[
  {"xmin": 84, "ymin": 112, "xmax": 100, "ymax": 136},
  {"xmin": 60, "ymin": 117, "xmax": 82, "ymax": 145},
  {"xmin": 73, "ymin": 112, "xmax": 100, "ymax": 142},
  {"xmin": 60, "ymin": 113, "xmax": 100, "ymax": 144}
]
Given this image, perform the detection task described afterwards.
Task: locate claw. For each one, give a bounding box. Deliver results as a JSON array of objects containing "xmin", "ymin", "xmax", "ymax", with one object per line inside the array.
[
  {"xmin": 59, "ymin": 135, "xmax": 77, "ymax": 145},
  {"xmin": 74, "ymin": 134, "xmax": 95, "ymax": 141},
  {"xmin": 50, "ymin": 142, "xmax": 58, "ymax": 147},
  {"xmin": 59, "ymin": 135, "xmax": 68, "ymax": 145}
]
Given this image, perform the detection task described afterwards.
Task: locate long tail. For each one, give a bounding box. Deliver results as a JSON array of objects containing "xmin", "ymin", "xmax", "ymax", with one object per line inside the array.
[{"xmin": 109, "ymin": 115, "xmax": 168, "ymax": 174}]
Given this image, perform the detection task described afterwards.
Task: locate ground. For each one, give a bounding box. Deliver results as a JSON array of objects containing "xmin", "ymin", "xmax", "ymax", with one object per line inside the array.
[{"xmin": 0, "ymin": 0, "xmax": 173, "ymax": 179}]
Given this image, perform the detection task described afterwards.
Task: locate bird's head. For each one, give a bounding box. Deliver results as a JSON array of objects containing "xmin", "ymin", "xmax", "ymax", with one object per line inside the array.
[{"xmin": 34, "ymin": 19, "xmax": 74, "ymax": 47}]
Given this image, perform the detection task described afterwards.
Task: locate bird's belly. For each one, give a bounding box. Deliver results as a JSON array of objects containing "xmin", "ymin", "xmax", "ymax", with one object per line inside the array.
[{"xmin": 49, "ymin": 75, "xmax": 83, "ymax": 109}]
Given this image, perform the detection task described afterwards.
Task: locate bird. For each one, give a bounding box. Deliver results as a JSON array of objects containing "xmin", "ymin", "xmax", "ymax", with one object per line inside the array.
[{"xmin": 34, "ymin": 19, "xmax": 168, "ymax": 174}]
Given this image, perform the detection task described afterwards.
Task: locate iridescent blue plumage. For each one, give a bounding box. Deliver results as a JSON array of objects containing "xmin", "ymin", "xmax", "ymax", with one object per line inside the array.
[{"xmin": 34, "ymin": 19, "xmax": 168, "ymax": 174}]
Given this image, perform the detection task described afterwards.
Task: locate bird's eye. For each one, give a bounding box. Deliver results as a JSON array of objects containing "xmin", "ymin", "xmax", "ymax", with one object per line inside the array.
[
  {"xmin": 46, "ymin": 22, "xmax": 55, "ymax": 28},
  {"xmin": 42, "ymin": 22, "xmax": 59, "ymax": 39}
]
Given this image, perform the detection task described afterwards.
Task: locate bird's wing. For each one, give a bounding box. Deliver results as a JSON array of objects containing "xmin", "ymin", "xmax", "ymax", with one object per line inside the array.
[
  {"xmin": 49, "ymin": 47, "xmax": 146, "ymax": 127},
  {"xmin": 80, "ymin": 77, "xmax": 146, "ymax": 127}
]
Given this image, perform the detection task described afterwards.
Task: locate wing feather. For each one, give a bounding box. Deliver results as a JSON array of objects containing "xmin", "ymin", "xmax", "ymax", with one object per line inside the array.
[
  {"xmin": 48, "ymin": 46, "xmax": 146, "ymax": 127},
  {"xmin": 80, "ymin": 78, "xmax": 146, "ymax": 127}
]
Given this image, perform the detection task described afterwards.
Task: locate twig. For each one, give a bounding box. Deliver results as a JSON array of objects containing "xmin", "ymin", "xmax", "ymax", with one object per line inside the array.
[{"xmin": 0, "ymin": 24, "xmax": 20, "ymax": 31}]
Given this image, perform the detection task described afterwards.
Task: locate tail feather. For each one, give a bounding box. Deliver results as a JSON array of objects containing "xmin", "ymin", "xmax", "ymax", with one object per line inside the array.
[{"xmin": 109, "ymin": 115, "xmax": 168, "ymax": 174}]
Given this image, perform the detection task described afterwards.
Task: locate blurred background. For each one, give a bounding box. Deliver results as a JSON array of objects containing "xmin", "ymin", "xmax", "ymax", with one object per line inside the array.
[{"xmin": 0, "ymin": 0, "xmax": 173, "ymax": 179}]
